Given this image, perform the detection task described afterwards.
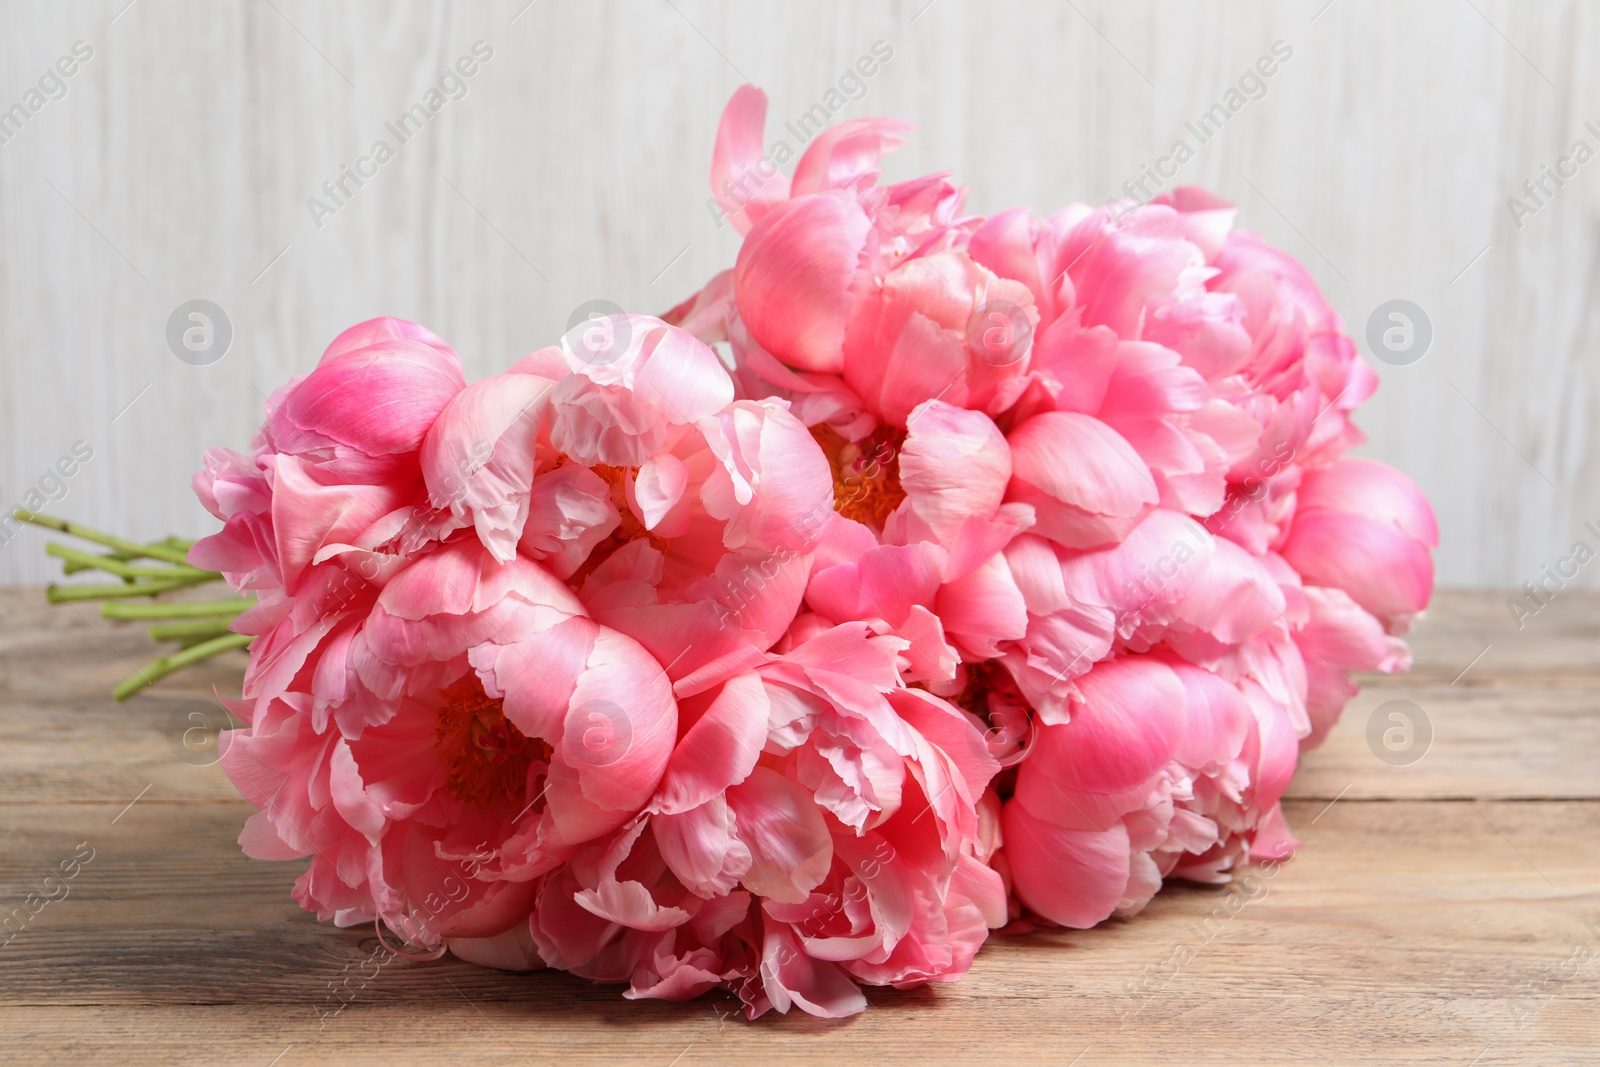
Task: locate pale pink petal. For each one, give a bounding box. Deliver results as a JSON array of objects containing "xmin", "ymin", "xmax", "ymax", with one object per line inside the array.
[
  {"xmin": 653, "ymin": 798, "xmax": 753, "ymax": 898},
  {"xmin": 475, "ymin": 615, "xmax": 600, "ymax": 744},
  {"xmin": 761, "ymin": 924, "xmax": 867, "ymax": 1017},
  {"xmin": 633, "ymin": 453, "xmax": 689, "ymax": 531},
  {"xmin": 968, "ymin": 206, "xmax": 1048, "ymax": 312},
  {"xmin": 899, "ymin": 401, "xmax": 1011, "ymax": 547},
  {"xmin": 726, "ymin": 768, "xmax": 832, "ymax": 904},
  {"xmin": 421, "ymin": 372, "xmax": 553, "ymax": 562},
  {"xmin": 268, "ymin": 456, "xmax": 410, "ymax": 595},
  {"xmin": 558, "ymin": 627, "xmax": 679, "ymax": 816},
  {"xmin": 652, "ymin": 672, "xmax": 769, "ymax": 815},
  {"xmin": 517, "ymin": 464, "xmax": 620, "ymax": 579},
  {"xmin": 790, "ymin": 117, "xmax": 912, "ymax": 197},
  {"xmin": 709, "ymin": 85, "xmax": 790, "ymax": 235}
]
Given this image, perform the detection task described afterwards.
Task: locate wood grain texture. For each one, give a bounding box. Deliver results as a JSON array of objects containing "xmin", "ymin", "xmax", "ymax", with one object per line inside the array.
[
  {"xmin": 0, "ymin": 0, "xmax": 1593, "ymax": 589},
  {"xmin": 1, "ymin": 586, "xmax": 1598, "ymax": 1065}
]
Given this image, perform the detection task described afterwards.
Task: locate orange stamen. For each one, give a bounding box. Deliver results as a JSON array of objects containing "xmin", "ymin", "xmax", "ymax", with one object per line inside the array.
[
  {"xmin": 562, "ymin": 460, "xmax": 669, "ymax": 586},
  {"xmin": 811, "ymin": 424, "xmax": 907, "ymax": 530},
  {"xmin": 433, "ymin": 677, "xmax": 548, "ymax": 810}
]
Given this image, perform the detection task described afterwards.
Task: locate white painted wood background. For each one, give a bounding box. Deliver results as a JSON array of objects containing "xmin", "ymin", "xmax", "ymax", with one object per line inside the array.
[{"xmin": 0, "ymin": 0, "xmax": 1590, "ymax": 588}]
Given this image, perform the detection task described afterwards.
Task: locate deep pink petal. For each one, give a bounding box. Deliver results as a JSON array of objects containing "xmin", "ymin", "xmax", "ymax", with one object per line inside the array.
[
  {"xmin": 735, "ymin": 194, "xmax": 870, "ymax": 374},
  {"xmin": 1002, "ymin": 801, "xmax": 1131, "ymax": 929},
  {"xmin": 1296, "ymin": 457, "xmax": 1439, "ymax": 547},
  {"xmin": 1282, "ymin": 511, "xmax": 1434, "ymax": 623},
  {"xmin": 709, "ymin": 85, "xmax": 790, "ymax": 235}
]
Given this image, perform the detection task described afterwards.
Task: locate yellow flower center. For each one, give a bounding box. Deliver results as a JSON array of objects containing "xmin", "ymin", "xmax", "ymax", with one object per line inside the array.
[
  {"xmin": 433, "ymin": 677, "xmax": 548, "ymax": 810},
  {"xmin": 558, "ymin": 459, "xmax": 670, "ymax": 585},
  {"xmin": 811, "ymin": 424, "xmax": 907, "ymax": 530},
  {"xmin": 590, "ymin": 462, "xmax": 658, "ymax": 545}
]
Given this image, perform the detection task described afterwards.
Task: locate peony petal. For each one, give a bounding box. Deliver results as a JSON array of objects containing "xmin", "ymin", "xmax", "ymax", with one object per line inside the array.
[
  {"xmin": 760, "ymin": 924, "xmax": 868, "ymax": 1017},
  {"xmin": 709, "ymin": 85, "xmax": 791, "ymax": 234},
  {"xmin": 633, "ymin": 453, "xmax": 690, "ymax": 531},
  {"xmin": 726, "ymin": 768, "xmax": 832, "ymax": 904},
  {"xmin": 899, "ymin": 401, "xmax": 1011, "ymax": 547},
  {"xmin": 421, "ymin": 373, "xmax": 553, "ymax": 562},
  {"xmin": 652, "ymin": 798, "xmax": 753, "ymax": 898},
  {"xmin": 735, "ymin": 194, "xmax": 871, "ymax": 374},
  {"xmin": 1282, "ymin": 510, "xmax": 1433, "ymax": 624},
  {"xmin": 653, "ymin": 672, "xmax": 769, "ymax": 815},
  {"xmin": 1002, "ymin": 802, "xmax": 1132, "ymax": 929},
  {"xmin": 1006, "ymin": 411, "xmax": 1158, "ymax": 548},
  {"xmin": 1023, "ymin": 657, "xmax": 1186, "ymax": 795},
  {"xmin": 1296, "ymin": 457, "xmax": 1439, "ymax": 548}
]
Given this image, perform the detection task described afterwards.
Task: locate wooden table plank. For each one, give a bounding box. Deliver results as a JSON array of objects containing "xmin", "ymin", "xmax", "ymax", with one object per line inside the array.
[
  {"xmin": 0, "ymin": 685, "xmax": 246, "ymax": 805},
  {"xmin": 2, "ymin": 588, "xmax": 1598, "ymax": 1065},
  {"xmin": 0, "ymin": 800, "xmax": 1594, "ymax": 1064},
  {"xmin": 1383, "ymin": 589, "xmax": 1600, "ymax": 687},
  {"xmin": 1284, "ymin": 684, "xmax": 1600, "ymax": 800}
]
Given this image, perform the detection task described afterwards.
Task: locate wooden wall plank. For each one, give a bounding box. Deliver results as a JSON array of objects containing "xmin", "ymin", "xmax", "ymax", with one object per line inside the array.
[{"xmin": 0, "ymin": 1, "xmax": 1593, "ymax": 589}]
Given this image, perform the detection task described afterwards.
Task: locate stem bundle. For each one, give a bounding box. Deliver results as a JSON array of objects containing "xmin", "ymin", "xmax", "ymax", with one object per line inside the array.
[{"xmin": 14, "ymin": 509, "xmax": 253, "ymax": 701}]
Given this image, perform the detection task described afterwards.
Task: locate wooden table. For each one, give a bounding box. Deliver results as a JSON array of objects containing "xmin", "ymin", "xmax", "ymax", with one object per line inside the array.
[{"xmin": 2, "ymin": 588, "xmax": 1596, "ymax": 1065}]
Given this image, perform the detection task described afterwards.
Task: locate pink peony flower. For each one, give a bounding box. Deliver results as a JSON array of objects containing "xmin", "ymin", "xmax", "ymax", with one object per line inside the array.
[
  {"xmin": 453, "ymin": 620, "xmax": 1004, "ymax": 1018},
  {"xmin": 190, "ymin": 318, "xmax": 475, "ymax": 728},
  {"xmin": 191, "ymin": 317, "xmax": 465, "ymax": 599},
  {"xmin": 220, "ymin": 537, "xmax": 679, "ymax": 949},
  {"xmin": 258, "ymin": 316, "xmax": 467, "ymax": 489},
  {"xmin": 998, "ymin": 652, "xmax": 1301, "ymax": 929},
  {"xmin": 169, "ymin": 88, "xmax": 1446, "ymax": 1022},
  {"xmin": 1281, "ymin": 457, "xmax": 1438, "ymax": 632},
  {"xmin": 1276, "ymin": 457, "xmax": 1436, "ymax": 745},
  {"xmin": 418, "ymin": 314, "xmax": 836, "ymax": 694},
  {"xmin": 707, "ymin": 86, "xmax": 1035, "ymax": 436}
]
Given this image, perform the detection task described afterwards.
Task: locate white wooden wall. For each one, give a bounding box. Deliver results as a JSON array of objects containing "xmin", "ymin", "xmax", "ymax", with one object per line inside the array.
[{"xmin": 0, "ymin": 0, "xmax": 1591, "ymax": 589}]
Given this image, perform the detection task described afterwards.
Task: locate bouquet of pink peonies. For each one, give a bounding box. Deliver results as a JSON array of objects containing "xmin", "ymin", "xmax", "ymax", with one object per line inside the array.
[{"xmin": 23, "ymin": 86, "xmax": 1434, "ymax": 1019}]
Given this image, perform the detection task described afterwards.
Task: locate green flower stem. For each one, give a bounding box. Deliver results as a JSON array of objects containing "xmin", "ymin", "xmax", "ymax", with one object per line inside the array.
[
  {"xmin": 113, "ymin": 632, "xmax": 254, "ymax": 702},
  {"xmin": 13, "ymin": 510, "xmax": 192, "ymax": 566},
  {"xmin": 61, "ymin": 536, "xmax": 197, "ymax": 572},
  {"xmin": 46, "ymin": 576, "xmax": 214, "ymax": 602},
  {"xmin": 46, "ymin": 543, "xmax": 216, "ymax": 582},
  {"xmin": 147, "ymin": 619, "xmax": 238, "ymax": 642},
  {"xmin": 30, "ymin": 511, "xmax": 251, "ymax": 697},
  {"xmin": 101, "ymin": 598, "xmax": 254, "ymax": 620}
]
